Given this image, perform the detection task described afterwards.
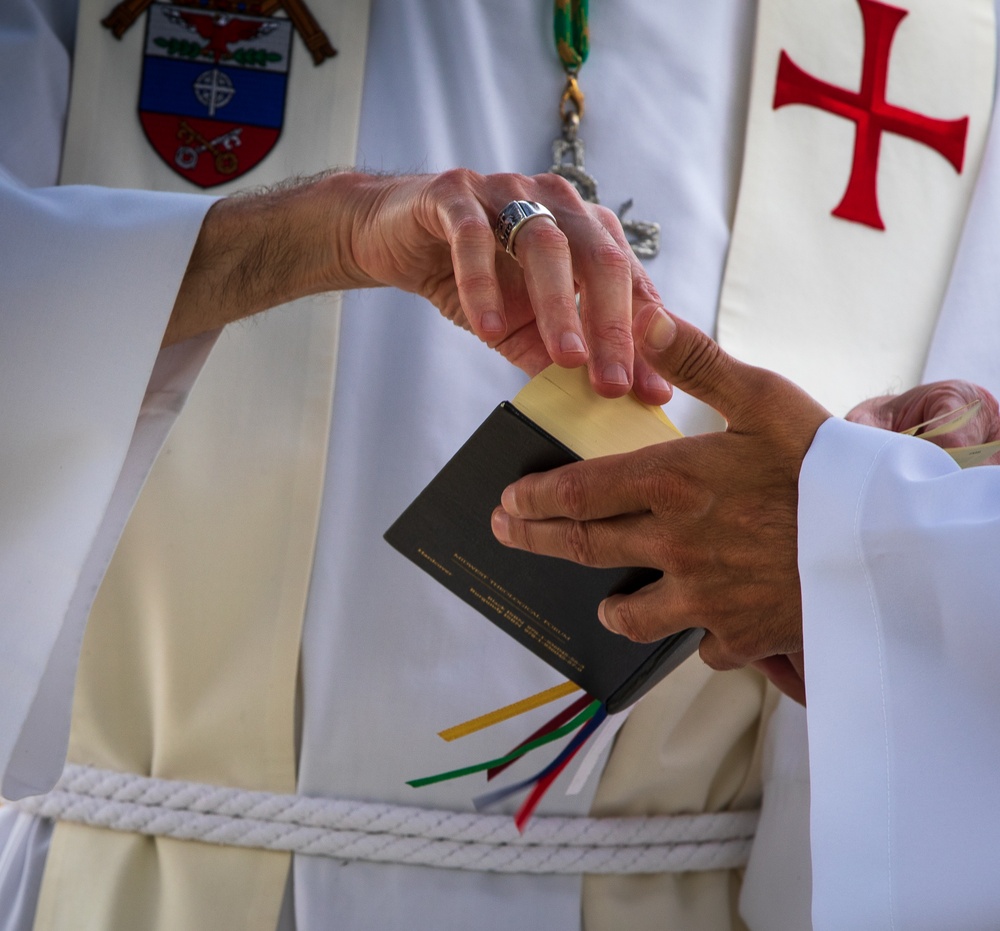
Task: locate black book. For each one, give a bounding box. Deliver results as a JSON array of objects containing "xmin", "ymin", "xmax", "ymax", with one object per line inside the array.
[{"xmin": 384, "ymin": 365, "xmax": 703, "ymax": 713}]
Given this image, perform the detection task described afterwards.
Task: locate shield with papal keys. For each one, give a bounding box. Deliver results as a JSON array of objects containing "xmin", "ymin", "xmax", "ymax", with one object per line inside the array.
[{"xmin": 138, "ymin": 2, "xmax": 294, "ymax": 187}]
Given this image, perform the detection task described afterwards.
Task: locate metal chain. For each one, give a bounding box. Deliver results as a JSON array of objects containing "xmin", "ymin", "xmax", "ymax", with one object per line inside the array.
[{"xmin": 548, "ymin": 0, "xmax": 660, "ymax": 258}]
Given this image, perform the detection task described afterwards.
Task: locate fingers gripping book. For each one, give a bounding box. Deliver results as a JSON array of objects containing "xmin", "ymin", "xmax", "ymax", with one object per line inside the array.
[{"xmin": 385, "ymin": 365, "xmax": 703, "ymax": 713}]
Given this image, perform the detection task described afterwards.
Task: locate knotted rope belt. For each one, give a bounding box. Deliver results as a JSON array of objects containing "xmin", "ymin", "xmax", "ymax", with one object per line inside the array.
[{"xmin": 12, "ymin": 765, "xmax": 759, "ymax": 874}]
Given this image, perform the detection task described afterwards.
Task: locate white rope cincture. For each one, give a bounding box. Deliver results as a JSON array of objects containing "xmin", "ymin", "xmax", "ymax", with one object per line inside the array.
[{"xmin": 11, "ymin": 765, "xmax": 758, "ymax": 874}]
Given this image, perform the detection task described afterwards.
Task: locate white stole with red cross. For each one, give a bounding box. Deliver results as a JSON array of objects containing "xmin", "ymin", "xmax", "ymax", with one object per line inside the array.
[{"xmin": 718, "ymin": 0, "xmax": 995, "ymax": 416}]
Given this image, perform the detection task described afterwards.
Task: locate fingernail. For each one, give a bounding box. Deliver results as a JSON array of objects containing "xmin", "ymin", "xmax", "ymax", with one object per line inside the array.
[
  {"xmin": 491, "ymin": 507, "xmax": 511, "ymax": 544},
  {"xmin": 645, "ymin": 372, "xmax": 671, "ymax": 393},
  {"xmin": 597, "ymin": 601, "xmax": 611, "ymax": 629},
  {"xmin": 482, "ymin": 311, "xmax": 504, "ymax": 334},
  {"xmin": 602, "ymin": 362, "xmax": 629, "ymax": 386},
  {"xmin": 500, "ymin": 485, "xmax": 519, "ymax": 516},
  {"xmin": 560, "ymin": 331, "xmax": 586, "ymax": 355},
  {"xmin": 643, "ymin": 307, "xmax": 676, "ymax": 351}
]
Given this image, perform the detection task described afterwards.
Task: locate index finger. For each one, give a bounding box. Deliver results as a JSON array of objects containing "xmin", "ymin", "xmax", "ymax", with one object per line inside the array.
[{"xmin": 500, "ymin": 445, "xmax": 671, "ymax": 522}]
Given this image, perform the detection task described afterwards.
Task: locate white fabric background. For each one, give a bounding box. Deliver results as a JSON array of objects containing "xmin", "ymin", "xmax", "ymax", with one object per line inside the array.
[{"xmin": 3, "ymin": 0, "xmax": 1000, "ymax": 929}]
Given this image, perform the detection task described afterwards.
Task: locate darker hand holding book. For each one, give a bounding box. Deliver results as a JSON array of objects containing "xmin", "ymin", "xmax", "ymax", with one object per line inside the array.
[{"xmin": 385, "ymin": 365, "xmax": 703, "ymax": 713}]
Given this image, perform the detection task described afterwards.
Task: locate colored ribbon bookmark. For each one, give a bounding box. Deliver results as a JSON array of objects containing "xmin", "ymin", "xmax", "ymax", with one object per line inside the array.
[
  {"xmin": 487, "ymin": 694, "xmax": 594, "ymax": 781},
  {"xmin": 565, "ymin": 707, "xmax": 628, "ymax": 795},
  {"xmin": 437, "ymin": 680, "xmax": 581, "ymax": 742},
  {"xmin": 473, "ymin": 702, "xmax": 608, "ymax": 832},
  {"xmin": 410, "ymin": 682, "xmax": 607, "ymax": 831},
  {"xmin": 407, "ymin": 701, "xmax": 599, "ymax": 789}
]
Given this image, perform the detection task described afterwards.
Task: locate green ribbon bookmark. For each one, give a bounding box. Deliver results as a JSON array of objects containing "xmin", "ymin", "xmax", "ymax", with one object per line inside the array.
[{"xmin": 407, "ymin": 700, "xmax": 600, "ymax": 788}]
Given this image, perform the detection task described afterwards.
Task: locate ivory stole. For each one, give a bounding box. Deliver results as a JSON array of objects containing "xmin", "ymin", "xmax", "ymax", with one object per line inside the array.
[
  {"xmin": 718, "ymin": 0, "xmax": 995, "ymax": 415},
  {"xmin": 33, "ymin": 2, "xmax": 371, "ymax": 929}
]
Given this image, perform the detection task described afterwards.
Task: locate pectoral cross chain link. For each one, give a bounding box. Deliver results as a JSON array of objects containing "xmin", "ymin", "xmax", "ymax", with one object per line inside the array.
[
  {"xmin": 549, "ymin": 2, "xmax": 659, "ymax": 259},
  {"xmin": 549, "ymin": 109, "xmax": 660, "ymax": 259}
]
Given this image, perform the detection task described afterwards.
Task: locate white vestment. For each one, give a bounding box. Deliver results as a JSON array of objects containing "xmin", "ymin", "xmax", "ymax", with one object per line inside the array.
[
  {"xmin": 801, "ymin": 420, "xmax": 1000, "ymax": 930},
  {"xmin": 2, "ymin": 1, "xmax": 1000, "ymax": 929}
]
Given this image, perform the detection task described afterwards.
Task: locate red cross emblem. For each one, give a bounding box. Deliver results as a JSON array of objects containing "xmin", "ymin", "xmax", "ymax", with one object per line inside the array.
[{"xmin": 773, "ymin": 0, "xmax": 969, "ymax": 230}]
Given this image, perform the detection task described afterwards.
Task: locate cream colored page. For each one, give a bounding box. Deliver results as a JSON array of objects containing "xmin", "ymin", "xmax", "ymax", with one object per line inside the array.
[{"xmin": 513, "ymin": 364, "xmax": 681, "ymax": 461}]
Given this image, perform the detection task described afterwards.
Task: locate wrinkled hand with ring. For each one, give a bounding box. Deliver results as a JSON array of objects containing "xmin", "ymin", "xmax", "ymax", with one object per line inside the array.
[{"xmin": 168, "ymin": 168, "xmax": 672, "ymax": 404}]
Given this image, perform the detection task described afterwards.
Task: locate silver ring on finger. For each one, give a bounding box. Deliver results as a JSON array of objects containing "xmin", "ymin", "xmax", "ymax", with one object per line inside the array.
[{"xmin": 494, "ymin": 200, "xmax": 557, "ymax": 259}]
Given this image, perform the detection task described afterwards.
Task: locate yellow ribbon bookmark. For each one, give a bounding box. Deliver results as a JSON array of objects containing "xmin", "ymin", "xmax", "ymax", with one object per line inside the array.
[{"xmin": 438, "ymin": 681, "xmax": 581, "ymax": 742}]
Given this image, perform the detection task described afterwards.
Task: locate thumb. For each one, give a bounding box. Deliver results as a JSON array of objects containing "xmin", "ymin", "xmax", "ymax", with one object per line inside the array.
[{"xmin": 637, "ymin": 307, "xmax": 772, "ymax": 430}]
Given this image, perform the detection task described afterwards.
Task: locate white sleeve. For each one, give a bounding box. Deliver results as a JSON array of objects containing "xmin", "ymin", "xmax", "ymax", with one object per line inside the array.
[
  {"xmin": 799, "ymin": 416, "xmax": 1000, "ymax": 929},
  {"xmin": 0, "ymin": 172, "xmax": 216, "ymax": 799}
]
